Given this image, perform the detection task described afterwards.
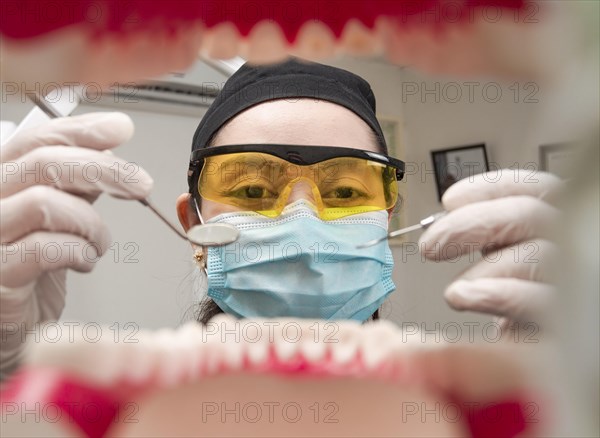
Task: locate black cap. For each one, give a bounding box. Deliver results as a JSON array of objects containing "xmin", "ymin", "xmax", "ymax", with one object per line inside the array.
[{"xmin": 191, "ymin": 57, "xmax": 387, "ymax": 153}]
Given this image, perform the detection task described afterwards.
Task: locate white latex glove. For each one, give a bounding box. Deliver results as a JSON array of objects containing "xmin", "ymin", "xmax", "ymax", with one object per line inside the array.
[
  {"xmin": 419, "ymin": 169, "xmax": 563, "ymax": 327},
  {"xmin": 0, "ymin": 112, "xmax": 153, "ymax": 379}
]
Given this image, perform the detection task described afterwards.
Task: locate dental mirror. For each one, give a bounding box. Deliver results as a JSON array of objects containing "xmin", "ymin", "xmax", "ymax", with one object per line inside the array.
[
  {"xmin": 138, "ymin": 198, "xmax": 239, "ymax": 247},
  {"xmin": 187, "ymin": 223, "xmax": 239, "ymax": 246}
]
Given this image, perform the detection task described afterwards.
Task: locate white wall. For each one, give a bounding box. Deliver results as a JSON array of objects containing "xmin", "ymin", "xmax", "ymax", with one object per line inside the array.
[{"xmin": 2, "ymin": 56, "xmax": 584, "ymax": 331}]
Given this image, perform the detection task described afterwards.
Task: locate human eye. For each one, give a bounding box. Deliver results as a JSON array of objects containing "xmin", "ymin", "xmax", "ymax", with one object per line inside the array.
[
  {"xmin": 321, "ymin": 184, "xmax": 371, "ymax": 205},
  {"xmin": 227, "ymin": 185, "xmax": 277, "ymax": 199},
  {"xmin": 325, "ymin": 187, "xmax": 363, "ymax": 199}
]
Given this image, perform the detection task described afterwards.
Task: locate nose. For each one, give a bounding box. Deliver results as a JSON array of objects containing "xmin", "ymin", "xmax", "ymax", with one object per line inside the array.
[{"xmin": 286, "ymin": 179, "xmax": 318, "ymax": 205}]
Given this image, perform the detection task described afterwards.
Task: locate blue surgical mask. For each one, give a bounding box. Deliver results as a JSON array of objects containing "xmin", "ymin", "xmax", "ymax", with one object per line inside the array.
[{"xmin": 205, "ymin": 200, "xmax": 395, "ymax": 321}]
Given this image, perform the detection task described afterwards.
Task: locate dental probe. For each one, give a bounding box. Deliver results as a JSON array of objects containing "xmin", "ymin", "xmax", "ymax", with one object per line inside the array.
[
  {"xmin": 356, "ymin": 212, "xmax": 447, "ymax": 248},
  {"xmin": 356, "ymin": 176, "xmax": 568, "ymax": 249},
  {"xmin": 27, "ymin": 92, "xmax": 239, "ymax": 247}
]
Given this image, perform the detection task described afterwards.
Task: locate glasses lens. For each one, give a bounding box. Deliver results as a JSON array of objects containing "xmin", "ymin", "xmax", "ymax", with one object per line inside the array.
[{"xmin": 198, "ymin": 152, "xmax": 398, "ymax": 219}]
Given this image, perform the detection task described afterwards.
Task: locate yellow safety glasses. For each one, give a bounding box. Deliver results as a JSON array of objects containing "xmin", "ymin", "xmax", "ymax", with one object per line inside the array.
[{"xmin": 188, "ymin": 144, "xmax": 405, "ymax": 221}]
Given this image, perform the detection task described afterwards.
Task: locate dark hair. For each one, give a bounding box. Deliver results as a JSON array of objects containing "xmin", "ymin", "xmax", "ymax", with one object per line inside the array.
[
  {"xmin": 195, "ymin": 299, "xmax": 380, "ymax": 325},
  {"xmin": 191, "ymin": 101, "xmax": 387, "ymax": 325}
]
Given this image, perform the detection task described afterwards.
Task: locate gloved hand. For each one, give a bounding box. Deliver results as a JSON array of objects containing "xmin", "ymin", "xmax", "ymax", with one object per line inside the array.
[
  {"xmin": 0, "ymin": 112, "xmax": 153, "ymax": 378},
  {"xmin": 419, "ymin": 169, "xmax": 563, "ymax": 329}
]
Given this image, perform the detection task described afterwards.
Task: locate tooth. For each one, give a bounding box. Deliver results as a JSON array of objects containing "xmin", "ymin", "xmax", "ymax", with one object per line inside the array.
[
  {"xmin": 340, "ymin": 19, "xmax": 379, "ymax": 56},
  {"xmin": 172, "ymin": 22, "xmax": 205, "ymax": 71},
  {"xmin": 244, "ymin": 318, "xmax": 271, "ymax": 367},
  {"xmin": 199, "ymin": 314, "xmax": 247, "ymax": 374},
  {"xmin": 82, "ymin": 34, "xmax": 115, "ymax": 86},
  {"xmin": 245, "ymin": 20, "xmax": 290, "ymax": 65},
  {"xmin": 218, "ymin": 317, "xmax": 244, "ymax": 371},
  {"xmin": 201, "ymin": 343, "xmax": 220, "ymax": 375},
  {"xmin": 292, "ymin": 21, "xmax": 336, "ymax": 60},
  {"xmin": 359, "ymin": 320, "xmax": 399, "ymax": 371},
  {"xmin": 272, "ymin": 318, "xmax": 302, "ymax": 362},
  {"xmin": 299, "ymin": 320, "xmax": 330, "ymax": 363},
  {"xmin": 201, "ymin": 22, "xmax": 241, "ymax": 60},
  {"xmin": 200, "ymin": 314, "xmax": 225, "ymax": 374},
  {"xmin": 376, "ymin": 17, "xmax": 446, "ymax": 72},
  {"xmin": 121, "ymin": 330, "xmax": 155, "ymax": 385},
  {"xmin": 154, "ymin": 328, "xmax": 183, "ymax": 388},
  {"xmin": 176, "ymin": 323, "xmax": 205, "ymax": 381},
  {"xmin": 113, "ymin": 31, "xmax": 156, "ymax": 83},
  {"xmin": 376, "ymin": 16, "xmax": 413, "ymax": 65},
  {"xmin": 330, "ymin": 321, "xmax": 362, "ymax": 365},
  {"xmin": 168, "ymin": 324, "xmax": 200, "ymax": 383}
]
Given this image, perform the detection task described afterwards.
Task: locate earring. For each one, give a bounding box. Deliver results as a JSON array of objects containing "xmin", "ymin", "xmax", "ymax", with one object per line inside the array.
[{"xmin": 193, "ymin": 249, "xmax": 205, "ymax": 268}]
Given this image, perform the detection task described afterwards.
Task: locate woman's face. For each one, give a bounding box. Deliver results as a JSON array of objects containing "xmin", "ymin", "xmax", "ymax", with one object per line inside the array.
[{"xmin": 198, "ymin": 98, "xmax": 381, "ymax": 221}]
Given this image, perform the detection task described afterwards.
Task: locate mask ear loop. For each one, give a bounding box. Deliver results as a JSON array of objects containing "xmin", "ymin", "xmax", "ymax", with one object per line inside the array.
[
  {"xmin": 193, "ymin": 196, "xmax": 205, "ymax": 225},
  {"xmin": 192, "ymin": 196, "xmax": 208, "ymax": 275}
]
